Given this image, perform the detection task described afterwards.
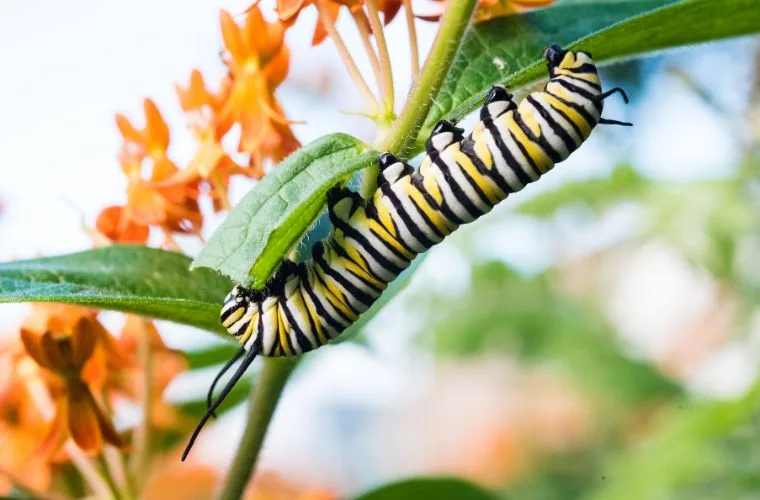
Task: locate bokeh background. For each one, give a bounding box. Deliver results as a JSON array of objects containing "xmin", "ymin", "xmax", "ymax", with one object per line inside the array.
[{"xmin": 2, "ymin": 1, "xmax": 760, "ymax": 498}]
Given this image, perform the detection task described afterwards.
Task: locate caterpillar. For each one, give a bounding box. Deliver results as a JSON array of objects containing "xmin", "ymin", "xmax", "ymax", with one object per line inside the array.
[{"xmin": 182, "ymin": 44, "xmax": 630, "ymax": 459}]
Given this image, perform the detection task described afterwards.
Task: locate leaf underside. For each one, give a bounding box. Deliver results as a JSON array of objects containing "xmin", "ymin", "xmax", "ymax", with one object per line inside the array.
[{"xmin": 0, "ymin": 246, "xmax": 232, "ymax": 338}]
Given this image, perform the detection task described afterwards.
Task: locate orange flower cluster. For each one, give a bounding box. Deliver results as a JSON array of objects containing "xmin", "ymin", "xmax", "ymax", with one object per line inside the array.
[
  {"xmin": 97, "ymin": 4, "xmax": 300, "ymax": 246},
  {"xmin": 0, "ymin": 304, "xmax": 188, "ymax": 497},
  {"xmin": 218, "ymin": 7, "xmax": 300, "ymax": 172},
  {"xmin": 96, "ymin": 98, "xmax": 203, "ymax": 247}
]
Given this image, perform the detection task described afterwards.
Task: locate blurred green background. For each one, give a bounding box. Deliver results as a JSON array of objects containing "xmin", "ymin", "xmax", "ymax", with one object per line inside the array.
[{"xmin": 348, "ymin": 38, "xmax": 760, "ymax": 499}]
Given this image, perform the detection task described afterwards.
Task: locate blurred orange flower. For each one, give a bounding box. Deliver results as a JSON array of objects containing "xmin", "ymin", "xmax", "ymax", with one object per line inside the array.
[
  {"xmin": 0, "ymin": 344, "xmax": 52, "ymax": 495},
  {"xmin": 417, "ymin": 0, "xmax": 555, "ymax": 22},
  {"xmin": 142, "ymin": 459, "xmax": 221, "ymax": 500},
  {"xmin": 99, "ymin": 99, "xmax": 204, "ymax": 246},
  {"xmin": 219, "ymin": 6, "xmax": 300, "ymax": 172},
  {"xmin": 19, "ymin": 305, "xmax": 129, "ymax": 455},
  {"xmin": 244, "ymin": 470, "xmax": 337, "ymax": 500}
]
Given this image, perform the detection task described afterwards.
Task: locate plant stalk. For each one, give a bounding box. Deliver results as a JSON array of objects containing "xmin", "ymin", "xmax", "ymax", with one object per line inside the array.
[
  {"xmin": 217, "ymin": 357, "xmax": 298, "ymax": 500},
  {"xmin": 403, "ymin": 0, "xmax": 420, "ymax": 76},
  {"xmin": 366, "ymin": 0, "xmax": 395, "ymax": 112},
  {"xmin": 351, "ymin": 9, "xmax": 384, "ymax": 98},
  {"xmin": 128, "ymin": 317, "xmax": 153, "ymax": 490},
  {"xmin": 316, "ymin": 0, "xmax": 380, "ymax": 112},
  {"xmin": 362, "ymin": 0, "xmax": 477, "ymax": 197},
  {"xmin": 379, "ymin": 0, "xmax": 477, "ymax": 156}
]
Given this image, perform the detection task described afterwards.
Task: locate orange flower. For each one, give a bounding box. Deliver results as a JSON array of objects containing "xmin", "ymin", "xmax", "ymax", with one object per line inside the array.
[
  {"xmin": 417, "ymin": 0, "xmax": 555, "ymax": 22},
  {"xmin": 101, "ymin": 99, "xmax": 204, "ymax": 246},
  {"xmin": 219, "ymin": 6, "xmax": 300, "ymax": 168},
  {"xmin": 19, "ymin": 305, "xmax": 129, "ymax": 455},
  {"xmin": 0, "ymin": 344, "xmax": 52, "ymax": 495},
  {"xmin": 272, "ymin": 0, "xmax": 402, "ymax": 44},
  {"xmin": 154, "ymin": 70, "xmax": 250, "ymax": 211}
]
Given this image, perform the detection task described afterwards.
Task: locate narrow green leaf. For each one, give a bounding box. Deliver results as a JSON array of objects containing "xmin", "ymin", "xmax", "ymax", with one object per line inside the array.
[
  {"xmin": 192, "ymin": 133, "xmax": 376, "ymax": 286},
  {"xmin": 0, "ymin": 246, "xmax": 232, "ymax": 338},
  {"xmin": 419, "ymin": 0, "xmax": 760, "ymax": 152},
  {"xmin": 353, "ymin": 477, "xmax": 497, "ymax": 500}
]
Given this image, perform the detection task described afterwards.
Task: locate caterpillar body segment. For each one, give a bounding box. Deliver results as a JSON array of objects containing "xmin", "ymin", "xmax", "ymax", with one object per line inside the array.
[{"xmin": 182, "ymin": 44, "xmax": 631, "ymax": 460}]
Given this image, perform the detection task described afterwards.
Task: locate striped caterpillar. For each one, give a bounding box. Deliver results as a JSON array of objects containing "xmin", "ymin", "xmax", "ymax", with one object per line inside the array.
[{"xmin": 182, "ymin": 44, "xmax": 630, "ymax": 459}]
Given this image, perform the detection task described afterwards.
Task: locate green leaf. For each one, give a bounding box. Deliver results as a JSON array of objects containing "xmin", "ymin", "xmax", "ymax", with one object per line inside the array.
[
  {"xmin": 192, "ymin": 133, "xmax": 377, "ymax": 286},
  {"xmin": 0, "ymin": 246, "xmax": 232, "ymax": 338},
  {"xmin": 353, "ymin": 477, "xmax": 497, "ymax": 500},
  {"xmin": 419, "ymin": 0, "xmax": 760, "ymax": 151}
]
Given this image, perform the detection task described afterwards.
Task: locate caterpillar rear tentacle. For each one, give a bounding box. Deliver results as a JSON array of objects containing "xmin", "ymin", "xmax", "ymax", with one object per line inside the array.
[{"xmin": 182, "ymin": 43, "xmax": 630, "ymax": 460}]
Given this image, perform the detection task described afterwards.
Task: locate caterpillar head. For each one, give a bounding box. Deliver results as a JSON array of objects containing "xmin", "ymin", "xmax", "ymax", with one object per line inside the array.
[
  {"xmin": 543, "ymin": 44, "xmax": 596, "ymax": 76},
  {"xmin": 220, "ymin": 284, "xmax": 252, "ymax": 337}
]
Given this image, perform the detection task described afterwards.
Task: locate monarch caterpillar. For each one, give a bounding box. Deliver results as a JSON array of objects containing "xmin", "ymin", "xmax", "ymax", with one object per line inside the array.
[{"xmin": 182, "ymin": 44, "xmax": 630, "ymax": 459}]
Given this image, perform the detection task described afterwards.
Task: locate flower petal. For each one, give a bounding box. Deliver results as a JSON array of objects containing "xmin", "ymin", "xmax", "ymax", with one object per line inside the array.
[
  {"xmin": 20, "ymin": 328, "xmax": 54, "ymax": 370},
  {"xmin": 70, "ymin": 318, "xmax": 97, "ymax": 370},
  {"xmin": 114, "ymin": 114, "xmax": 143, "ymax": 143},
  {"xmin": 67, "ymin": 381, "xmax": 103, "ymax": 454},
  {"xmin": 311, "ymin": 3, "xmax": 340, "ymax": 45},
  {"xmin": 276, "ymin": 0, "xmax": 310, "ymax": 21},
  {"xmin": 40, "ymin": 333, "xmax": 70, "ymax": 372},
  {"xmin": 378, "ymin": 0, "xmax": 403, "ymax": 24},
  {"xmin": 36, "ymin": 398, "xmax": 69, "ymax": 457},
  {"xmin": 143, "ymin": 99, "xmax": 171, "ymax": 152},
  {"xmin": 220, "ymin": 10, "xmax": 247, "ymax": 67},
  {"xmin": 96, "ymin": 205, "xmax": 150, "ymax": 244}
]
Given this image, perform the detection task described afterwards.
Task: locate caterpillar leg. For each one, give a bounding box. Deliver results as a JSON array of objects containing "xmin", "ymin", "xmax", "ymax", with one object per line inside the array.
[
  {"xmin": 599, "ymin": 118, "xmax": 633, "ymax": 127},
  {"xmin": 596, "ymin": 89, "xmax": 632, "ymax": 126},
  {"xmin": 597, "ymin": 87, "xmax": 629, "ymax": 104}
]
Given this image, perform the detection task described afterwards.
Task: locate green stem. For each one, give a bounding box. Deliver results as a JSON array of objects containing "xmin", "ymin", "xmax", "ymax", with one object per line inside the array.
[
  {"xmin": 378, "ymin": 0, "xmax": 477, "ymax": 156},
  {"xmin": 361, "ymin": 0, "xmax": 477, "ymax": 197},
  {"xmin": 128, "ymin": 318, "xmax": 153, "ymax": 491},
  {"xmin": 217, "ymin": 357, "xmax": 298, "ymax": 500},
  {"xmin": 97, "ymin": 454, "xmax": 122, "ymax": 500}
]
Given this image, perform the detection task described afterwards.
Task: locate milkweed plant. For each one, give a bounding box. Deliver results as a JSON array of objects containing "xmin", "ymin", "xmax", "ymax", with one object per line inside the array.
[{"xmin": 0, "ymin": 1, "xmax": 758, "ymax": 499}]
